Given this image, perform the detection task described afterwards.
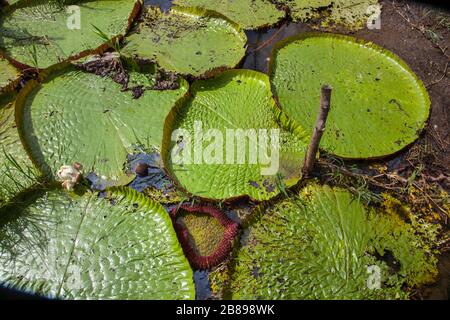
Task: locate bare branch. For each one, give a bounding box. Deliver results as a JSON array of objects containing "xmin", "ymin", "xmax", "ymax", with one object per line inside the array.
[{"xmin": 302, "ymin": 85, "xmax": 332, "ymax": 178}]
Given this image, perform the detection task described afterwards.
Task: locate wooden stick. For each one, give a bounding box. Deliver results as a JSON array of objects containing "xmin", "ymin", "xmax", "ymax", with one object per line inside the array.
[{"xmin": 302, "ymin": 85, "xmax": 332, "ymax": 178}]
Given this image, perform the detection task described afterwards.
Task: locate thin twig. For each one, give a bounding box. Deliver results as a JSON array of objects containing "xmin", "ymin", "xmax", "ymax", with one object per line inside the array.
[
  {"xmin": 302, "ymin": 85, "xmax": 332, "ymax": 177},
  {"xmin": 426, "ymin": 61, "xmax": 449, "ymax": 88}
]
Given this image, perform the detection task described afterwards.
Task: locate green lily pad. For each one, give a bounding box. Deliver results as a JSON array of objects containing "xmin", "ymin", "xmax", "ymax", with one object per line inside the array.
[
  {"xmin": 271, "ymin": 34, "xmax": 430, "ymax": 159},
  {"xmin": 0, "ymin": 56, "xmax": 20, "ymax": 93},
  {"xmin": 162, "ymin": 69, "xmax": 308, "ymax": 201},
  {"xmin": 0, "ymin": 93, "xmax": 39, "ymax": 207},
  {"xmin": 122, "ymin": 6, "xmax": 247, "ymax": 77},
  {"xmin": 16, "ymin": 63, "xmax": 188, "ymax": 185},
  {"xmin": 172, "ymin": 0, "xmax": 285, "ymax": 29},
  {"xmin": 0, "ymin": 187, "xmax": 195, "ymax": 299},
  {"xmin": 228, "ymin": 184, "xmax": 438, "ymax": 299},
  {"xmin": 0, "ymin": 0, "xmax": 141, "ymax": 69},
  {"xmin": 276, "ymin": 0, "xmax": 379, "ymax": 30}
]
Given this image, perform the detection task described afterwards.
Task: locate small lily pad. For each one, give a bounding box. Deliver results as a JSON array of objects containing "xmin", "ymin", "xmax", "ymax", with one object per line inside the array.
[{"xmin": 122, "ymin": 6, "xmax": 247, "ymax": 77}]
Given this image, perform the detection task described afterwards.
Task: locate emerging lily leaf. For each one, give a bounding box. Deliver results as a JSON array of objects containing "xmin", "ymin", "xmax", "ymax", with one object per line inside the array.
[
  {"xmin": 162, "ymin": 69, "xmax": 308, "ymax": 201},
  {"xmin": 275, "ymin": 0, "xmax": 379, "ymax": 30},
  {"xmin": 172, "ymin": 0, "xmax": 285, "ymax": 30},
  {"xmin": 0, "ymin": 0, "xmax": 141, "ymax": 69},
  {"xmin": 228, "ymin": 185, "xmax": 438, "ymax": 299},
  {"xmin": 0, "ymin": 56, "xmax": 20, "ymax": 93},
  {"xmin": 122, "ymin": 6, "xmax": 247, "ymax": 77},
  {"xmin": 170, "ymin": 204, "xmax": 239, "ymax": 270},
  {"xmin": 0, "ymin": 93, "xmax": 39, "ymax": 207},
  {"xmin": 271, "ymin": 34, "xmax": 430, "ymax": 159},
  {"xmin": 0, "ymin": 187, "xmax": 195, "ymax": 299},
  {"xmin": 16, "ymin": 63, "xmax": 188, "ymax": 185}
]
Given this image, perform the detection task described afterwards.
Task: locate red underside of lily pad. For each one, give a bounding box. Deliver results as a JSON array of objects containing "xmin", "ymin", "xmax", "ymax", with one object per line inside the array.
[{"xmin": 170, "ymin": 204, "xmax": 240, "ymax": 270}]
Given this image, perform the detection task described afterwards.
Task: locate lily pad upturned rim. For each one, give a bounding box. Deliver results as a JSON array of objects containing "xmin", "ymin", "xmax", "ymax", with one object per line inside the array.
[
  {"xmin": 0, "ymin": 0, "xmax": 143, "ymax": 70},
  {"xmin": 161, "ymin": 69, "xmax": 310, "ymax": 203},
  {"xmin": 125, "ymin": 5, "xmax": 248, "ymax": 79},
  {"xmin": 269, "ymin": 32, "xmax": 431, "ymax": 160}
]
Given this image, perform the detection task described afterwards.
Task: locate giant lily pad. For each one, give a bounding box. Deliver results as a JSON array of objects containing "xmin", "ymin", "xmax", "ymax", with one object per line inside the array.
[
  {"xmin": 162, "ymin": 70, "xmax": 308, "ymax": 201},
  {"xmin": 0, "ymin": 93, "xmax": 39, "ymax": 207},
  {"xmin": 0, "ymin": 187, "xmax": 195, "ymax": 299},
  {"xmin": 0, "ymin": 56, "xmax": 20, "ymax": 93},
  {"xmin": 0, "ymin": 0, "xmax": 141, "ymax": 69},
  {"xmin": 16, "ymin": 63, "xmax": 188, "ymax": 185},
  {"xmin": 271, "ymin": 34, "xmax": 430, "ymax": 159},
  {"xmin": 228, "ymin": 184, "xmax": 438, "ymax": 299},
  {"xmin": 275, "ymin": 0, "xmax": 379, "ymax": 30},
  {"xmin": 122, "ymin": 6, "xmax": 247, "ymax": 77},
  {"xmin": 172, "ymin": 0, "xmax": 284, "ymax": 30}
]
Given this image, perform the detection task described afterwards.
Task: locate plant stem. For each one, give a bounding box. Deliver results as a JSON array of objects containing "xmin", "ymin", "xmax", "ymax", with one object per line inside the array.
[{"xmin": 302, "ymin": 85, "xmax": 332, "ymax": 178}]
